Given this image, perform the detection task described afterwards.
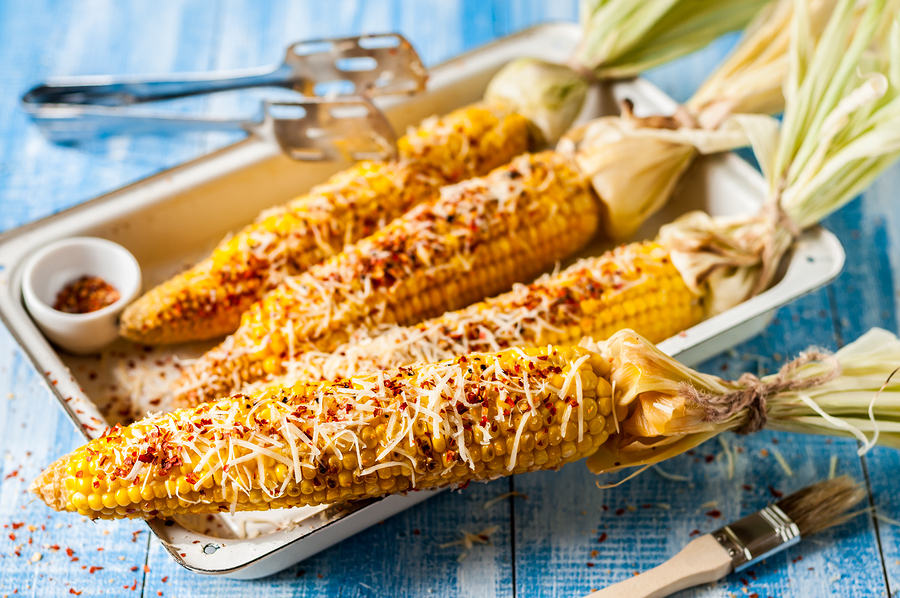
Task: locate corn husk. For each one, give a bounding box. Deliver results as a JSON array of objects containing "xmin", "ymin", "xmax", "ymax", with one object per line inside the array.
[
  {"xmin": 687, "ymin": 0, "xmax": 839, "ymax": 127},
  {"xmin": 484, "ymin": 59, "xmax": 589, "ymax": 147},
  {"xmin": 485, "ymin": 0, "xmax": 770, "ymax": 145},
  {"xmin": 658, "ymin": 0, "xmax": 900, "ymax": 315},
  {"xmin": 558, "ymin": 0, "xmax": 845, "ymax": 240},
  {"xmin": 560, "ymin": 111, "xmax": 777, "ymax": 239},
  {"xmin": 576, "ymin": 0, "xmax": 771, "ymax": 79},
  {"xmin": 583, "ymin": 327, "xmax": 900, "ymax": 476}
]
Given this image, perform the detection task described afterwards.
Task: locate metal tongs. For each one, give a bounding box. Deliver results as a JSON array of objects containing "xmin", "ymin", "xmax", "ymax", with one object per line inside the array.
[{"xmin": 21, "ymin": 34, "xmax": 428, "ymax": 161}]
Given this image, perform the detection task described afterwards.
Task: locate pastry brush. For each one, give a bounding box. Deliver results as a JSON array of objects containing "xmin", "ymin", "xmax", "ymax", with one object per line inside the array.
[{"xmin": 586, "ymin": 475, "xmax": 867, "ymax": 598}]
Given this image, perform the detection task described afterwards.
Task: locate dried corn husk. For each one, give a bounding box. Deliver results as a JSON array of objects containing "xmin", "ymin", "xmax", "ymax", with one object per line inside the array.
[
  {"xmin": 583, "ymin": 327, "xmax": 900, "ymax": 476},
  {"xmin": 660, "ymin": 0, "xmax": 900, "ymax": 315},
  {"xmin": 560, "ymin": 109, "xmax": 777, "ymax": 239}
]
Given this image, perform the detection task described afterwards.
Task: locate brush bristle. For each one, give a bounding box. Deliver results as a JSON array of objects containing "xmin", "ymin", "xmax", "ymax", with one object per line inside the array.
[{"xmin": 776, "ymin": 475, "xmax": 867, "ymax": 537}]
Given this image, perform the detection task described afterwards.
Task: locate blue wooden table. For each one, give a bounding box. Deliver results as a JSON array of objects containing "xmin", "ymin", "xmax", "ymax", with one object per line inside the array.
[{"xmin": 0, "ymin": 2, "xmax": 898, "ymax": 596}]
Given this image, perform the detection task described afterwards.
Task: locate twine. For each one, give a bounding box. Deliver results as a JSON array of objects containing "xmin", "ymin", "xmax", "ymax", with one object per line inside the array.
[
  {"xmin": 680, "ymin": 350, "xmax": 841, "ymax": 434},
  {"xmin": 619, "ymin": 98, "xmax": 698, "ymax": 130}
]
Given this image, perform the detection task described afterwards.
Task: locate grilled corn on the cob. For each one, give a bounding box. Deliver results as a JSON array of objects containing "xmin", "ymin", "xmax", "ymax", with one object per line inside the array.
[
  {"xmin": 119, "ymin": 102, "xmax": 532, "ymax": 345},
  {"xmin": 263, "ymin": 242, "xmax": 704, "ymax": 384},
  {"xmin": 173, "ymin": 151, "xmax": 600, "ymax": 407},
  {"xmin": 33, "ymin": 345, "xmax": 614, "ymax": 518},
  {"xmin": 36, "ymin": 326, "xmax": 900, "ymax": 519}
]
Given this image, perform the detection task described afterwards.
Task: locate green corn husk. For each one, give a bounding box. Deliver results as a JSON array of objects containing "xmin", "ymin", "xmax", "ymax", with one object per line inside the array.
[
  {"xmin": 562, "ymin": 0, "xmax": 842, "ymax": 240},
  {"xmin": 583, "ymin": 327, "xmax": 900, "ymax": 476},
  {"xmin": 658, "ymin": 0, "xmax": 900, "ymax": 315},
  {"xmin": 575, "ymin": 0, "xmax": 771, "ymax": 79},
  {"xmin": 485, "ymin": 0, "xmax": 772, "ymax": 145}
]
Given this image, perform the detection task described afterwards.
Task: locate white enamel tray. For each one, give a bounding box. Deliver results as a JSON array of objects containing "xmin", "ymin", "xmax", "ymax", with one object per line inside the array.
[{"xmin": 0, "ymin": 23, "xmax": 844, "ymax": 578}]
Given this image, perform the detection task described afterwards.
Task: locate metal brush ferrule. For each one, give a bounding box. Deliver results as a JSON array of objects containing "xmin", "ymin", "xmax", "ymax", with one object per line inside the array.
[{"xmin": 712, "ymin": 505, "xmax": 801, "ymax": 572}]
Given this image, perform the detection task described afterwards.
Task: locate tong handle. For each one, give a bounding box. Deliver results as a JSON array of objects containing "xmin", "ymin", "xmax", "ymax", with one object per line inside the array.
[
  {"xmin": 22, "ymin": 33, "xmax": 426, "ymax": 110},
  {"xmin": 22, "ymin": 67, "xmax": 293, "ymax": 109}
]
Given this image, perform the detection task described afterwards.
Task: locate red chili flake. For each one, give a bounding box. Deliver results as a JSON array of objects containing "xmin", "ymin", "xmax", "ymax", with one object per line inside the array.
[
  {"xmin": 143, "ymin": 564, "xmax": 150, "ymax": 573},
  {"xmin": 597, "ymin": 533, "xmax": 607, "ymax": 544},
  {"xmin": 742, "ymin": 484, "xmax": 753, "ymax": 491},
  {"xmin": 413, "ymin": 529, "xmax": 421, "ymax": 535},
  {"xmin": 132, "ymin": 530, "xmax": 143, "ymax": 542},
  {"xmin": 706, "ymin": 510, "xmax": 722, "ymax": 519},
  {"xmin": 5, "ymin": 470, "xmax": 19, "ymax": 479},
  {"xmin": 53, "ymin": 275, "xmax": 120, "ymax": 314},
  {"xmin": 11, "ymin": 523, "xmax": 24, "ymax": 530},
  {"xmin": 69, "ymin": 590, "xmax": 83, "ymax": 596},
  {"xmin": 130, "ymin": 566, "xmax": 138, "ymax": 572},
  {"xmin": 89, "ymin": 566, "xmax": 103, "ymax": 574},
  {"xmin": 768, "ymin": 485, "xmax": 784, "ymax": 498},
  {"xmin": 741, "ymin": 578, "xmax": 748, "ymax": 586},
  {"xmin": 586, "ymin": 562, "xmax": 595, "ymax": 567},
  {"xmin": 124, "ymin": 579, "xmax": 138, "ymax": 591},
  {"xmin": 615, "ymin": 508, "xmax": 625, "ymax": 516},
  {"xmin": 49, "ymin": 544, "xmax": 60, "ymax": 551},
  {"xmin": 704, "ymin": 455, "xmax": 715, "ymax": 463},
  {"xmin": 161, "ymin": 576, "xmax": 168, "ymax": 583},
  {"xmin": 749, "ymin": 594, "xmax": 759, "ymax": 598},
  {"xmin": 97, "ymin": 547, "xmax": 104, "ymax": 551},
  {"xmin": 8, "ymin": 533, "xmax": 15, "ymax": 541},
  {"xmin": 157, "ymin": 592, "xmax": 163, "ymax": 597},
  {"xmin": 689, "ymin": 529, "xmax": 701, "ymax": 537}
]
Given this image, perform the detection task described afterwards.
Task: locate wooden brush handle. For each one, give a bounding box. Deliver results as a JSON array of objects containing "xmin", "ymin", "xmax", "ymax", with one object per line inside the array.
[{"xmin": 583, "ymin": 534, "xmax": 733, "ymax": 598}]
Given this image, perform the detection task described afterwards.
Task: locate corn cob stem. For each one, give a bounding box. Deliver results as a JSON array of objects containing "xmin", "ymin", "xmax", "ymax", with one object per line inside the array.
[
  {"xmin": 173, "ymin": 151, "xmax": 600, "ymax": 407},
  {"xmin": 119, "ymin": 102, "xmax": 532, "ymax": 345}
]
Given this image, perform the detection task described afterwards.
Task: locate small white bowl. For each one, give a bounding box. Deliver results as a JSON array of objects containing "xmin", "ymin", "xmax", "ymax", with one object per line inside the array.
[{"xmin": 22, "ymin": 237, "xmax": 141, "ymax": 355}]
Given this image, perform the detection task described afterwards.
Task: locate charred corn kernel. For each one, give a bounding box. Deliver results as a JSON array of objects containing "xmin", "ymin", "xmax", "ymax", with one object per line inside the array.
[
  {"xmin": 33, "ymin": 345, "xmax": 611, "ymax": 518},
  {"xmin": 175, "ymin": 151, "xmax": 600, "ymax": 407},
  {"xmin": 119, "ymin": 102, "xmax": 532, "ymax": 346},
  {"xmin": 288, "ymin": 242, "xmax": 703, "ymax": 386}
]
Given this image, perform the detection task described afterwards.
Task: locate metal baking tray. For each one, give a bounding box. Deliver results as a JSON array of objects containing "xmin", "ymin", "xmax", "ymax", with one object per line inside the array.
[{"xmin": 0, "ymin": 23, "xmax": 844, "ymax": 578}]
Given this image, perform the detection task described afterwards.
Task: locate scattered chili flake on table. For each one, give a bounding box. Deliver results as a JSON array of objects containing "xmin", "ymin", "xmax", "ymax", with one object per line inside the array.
[
  {"xmin": 597, "ymin": 533, "xmax": 608, "ymax": 544},
  {"xmin": 69, "ymin": 590, "xmax": 82, "ymax": 596},
  {"xmin": 53, "ymin": 275, "xmax": 120, "ymax": 314},
  {"xmin": 706, "ymin": 510, "xmax": 722, "ymax": 518}
]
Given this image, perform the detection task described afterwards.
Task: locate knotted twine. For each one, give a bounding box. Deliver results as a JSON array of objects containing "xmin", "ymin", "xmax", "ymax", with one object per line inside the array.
[{"xmin": 679, "ymin": 349, "xmax": 841, "ymax": 434}]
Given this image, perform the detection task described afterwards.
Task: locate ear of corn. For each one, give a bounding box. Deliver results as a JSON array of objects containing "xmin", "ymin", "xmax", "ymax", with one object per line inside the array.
[
  {"xmin": 243, "ymin": 242, "xmax": 703, "ymax": 386},
  {"xmin": 173, "ymin": 151, "xmax": 601, "ymax": 408},
  {"xmin": 119, "ymin": 102, "xmax": 532, "ymax": 345},
  {"xmin": 32, "ymin": 345, "xmax": 614, "ymax": 519}
]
